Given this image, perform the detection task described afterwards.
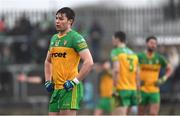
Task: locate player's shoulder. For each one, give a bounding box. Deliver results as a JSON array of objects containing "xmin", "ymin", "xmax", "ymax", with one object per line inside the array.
[
  {"xmin": 111, "ymin": 47, "xmax": 121, "ymax": 54},
  {"xmin": 154, "ymin": 52, "xmax": 163, "ymax": 56},
  {"xmin": 69, "ymin": 30, "xmax": 83, "ymax": 38},
  {"xmin": 137, "ymin": 51, "xmax": 144, "ymax": 55},
  {"xmin": 111, "ymin": 47, "xmax": 117, "ymax": 53},
  {"xmin": 137, "ymin": 51, "xmax": 145, "ymax": 58},
  {"xmin": 69, "ymin": 30, "xmax": 86, "ymax": 43},
  {"xmin": 50, "ymin": 33, "xmax": 58, "ymax": 41},
  {"xmin": 154, "ymin": 52, "xmax": 166, "ymax": 59},
  {"xmin": 126, "ymin": 47, "xmax": 135, "ymax": 54}
]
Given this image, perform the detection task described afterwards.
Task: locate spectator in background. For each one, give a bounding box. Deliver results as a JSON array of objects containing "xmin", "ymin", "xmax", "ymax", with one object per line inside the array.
[
  {"xmin": 75, "ymin": 22, "xmax": 88, "ymax": 39},
  {"xmin": 8, "ymin": 19, "xmax": 21, "ymax": 35},
  {"xmin": 0, "ymin": 68, "xmax": 13, "ymax": 96},
  {"xmin": 11, "ymin": 41, "xmax": 32, "ymax": 64},
  {"xmin": 33, "ymin": 38, "xmax": 48, "ymax": 64},
  {"xmin": 1, "ymin": 44, "xmax": 13, "ymax": 65},
  {"xmin": 9, "ymin": 13, "xmax": 32, "ymax": 35},
  {"xmin": 39, "ymin": 13, "xmax": 52, "ymax": 35},
  {"xmin": 89, "ymin": 20, "xmax": 104, "ymax": 62},
  {"xmin": 18, "ymin": 13, "xmax": 32, "ymax": 35},
  {"xmin": 0, "ymin": 15, "xmax": 6, "ymax": 35}
]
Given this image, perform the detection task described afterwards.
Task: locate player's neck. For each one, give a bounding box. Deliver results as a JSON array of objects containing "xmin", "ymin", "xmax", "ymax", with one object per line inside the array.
[
  {"xmin": 117, "ymin": 43, "xmax": 125, "ymax": 48},
  {"xmin": 146, "ymin": 50, "xmax": 154, "ymax": 57},
  {"xmin": 59, "ymin": 28, "xmax": 71, "ymax": 35}
]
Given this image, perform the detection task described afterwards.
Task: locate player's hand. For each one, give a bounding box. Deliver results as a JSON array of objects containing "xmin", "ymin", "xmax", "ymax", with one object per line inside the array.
[
  {"xmin": 155, "ymin": 75, "xmax": 167, "ymax": 87},
  {"xmin": 45, "ymin": 80, "xmax": 54, "ymax": 92},
  {"xmin": 63, "ymin": 77, "xmax": 79, "ymax": 91}
]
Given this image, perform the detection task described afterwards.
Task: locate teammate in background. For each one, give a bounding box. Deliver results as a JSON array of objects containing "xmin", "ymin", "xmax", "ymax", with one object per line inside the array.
[
  {"xmin": 138, "ymin": 36, "xmax": 172, "ymax": 115},
  {"xmin": 94, "ymin": 60, "xmax": 114, "ymax": 115},
  {"xmin": 111, "ymin": 31, "xmax": 139, "ymax": 115},
  {"xmin": 44, "ymin": 7, "xmax": 93, "ymax": 115}
]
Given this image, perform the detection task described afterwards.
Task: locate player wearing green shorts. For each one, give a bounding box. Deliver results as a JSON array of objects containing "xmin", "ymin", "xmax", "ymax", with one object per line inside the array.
[
  {"xmin": 94, "ymin": 60, "xmax": 114, "ymax": 115},
  {"xmin": 44, "ymin": 7, "xmax": 93, "ymax": 115},
  {"xmin": 111, "ymin": 31, "xmax": 139, "ymax": 115},
  {"xmin": 138, "ymin": 36, "xmax": 172, "ymax": 115}
]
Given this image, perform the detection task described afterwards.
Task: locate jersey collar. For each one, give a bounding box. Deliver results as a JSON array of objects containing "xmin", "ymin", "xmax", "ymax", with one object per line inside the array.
[
  {"xmin": 145, "ymin": 51, "xmax": 155, "ymax": 59},
  {"xmin": 57, "ymin": 29, "xmax": 72, "ymax": 38}
]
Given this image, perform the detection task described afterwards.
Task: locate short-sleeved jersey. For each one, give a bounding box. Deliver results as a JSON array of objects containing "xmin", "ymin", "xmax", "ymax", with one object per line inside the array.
[
  {"xmin": 138, "ymin": 52, "xmax": 168, "ymax": 93},
  {"xmin": 99, "ymin": 70, "xmax": 113, "ymax": 97},
  {"xmin": 49, "ymin": 30, "xmax": 88, "ymax": 89},
  {"xmin": 111, "ymin": 47, "xmax": 138, "ymax": 90}
]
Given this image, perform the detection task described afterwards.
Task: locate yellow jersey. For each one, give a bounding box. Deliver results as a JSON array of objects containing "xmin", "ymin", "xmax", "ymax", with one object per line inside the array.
[
  {"xmin": 49, "ymin": 30, "xmax": 88, "ymax": 89},
  {"xmin": 111, "ymin": 47, "xmax": 138, "ymax": 90},
  {"xmin": 138, "ymin": 52, "xmax": 168, "ymax": 93}
]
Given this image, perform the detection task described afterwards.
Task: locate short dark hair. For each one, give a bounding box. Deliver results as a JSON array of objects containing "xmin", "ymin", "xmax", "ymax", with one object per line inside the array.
[
  {"xmin": 114, "ymin": 31, "xmax": 126, "ymax": 43},
  {"xmin": 56, "ymin": 7, "xmax": 75, "ymax": 24},
  {"xmin": 146, "ymin": 36, "xmax": 157, "ymax": 43}
]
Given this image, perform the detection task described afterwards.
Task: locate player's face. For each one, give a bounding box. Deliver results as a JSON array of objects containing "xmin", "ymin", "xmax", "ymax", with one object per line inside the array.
[
  {"xmin": 146, "ymin": 39, "xmax": 157, "ymax": 52},
  {"xmin": 55, "ymin": 13, "xmax": 72, "ymax": 32},
  {"xmin": 103, "ymin": 61, "xmax": 110, "ymax": 70},
  {"xmin": 112, "ymin": 36, "xmax": 118, "ymax": 47}
]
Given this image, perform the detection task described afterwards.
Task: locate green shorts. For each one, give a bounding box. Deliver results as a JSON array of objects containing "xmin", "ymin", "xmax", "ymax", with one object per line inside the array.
[
  {"xmin": 117, "ymin": 90, "xmax": 138, "ymax": 107},
  {"xmin": 140, "ymin": 91, "xmax": 160, "ymax": 105},
  {"xmin": 49, "ymin": 83, "xmax": 83, "ymax": 112},
  {"xmin": 96, "ymin": 97, "xmax": 114, "ymax": 112}
]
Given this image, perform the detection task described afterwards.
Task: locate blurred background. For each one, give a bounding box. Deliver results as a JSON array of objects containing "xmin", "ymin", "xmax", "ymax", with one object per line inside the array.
[{"xmin": 0, "ymin": 0, "xmax": 180, "ymax": 115}]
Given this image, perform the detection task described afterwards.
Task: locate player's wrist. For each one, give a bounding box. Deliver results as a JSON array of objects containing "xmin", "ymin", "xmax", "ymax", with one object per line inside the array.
[
  {"xmin": 73, "ymin": 77, "xmax": 80, "ymax": 84},
  {"xmin": 45, "ymin": 80, "xmax": 51, "ymax": 83}
]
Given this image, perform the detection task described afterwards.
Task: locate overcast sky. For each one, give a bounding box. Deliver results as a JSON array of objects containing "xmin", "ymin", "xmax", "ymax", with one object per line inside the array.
[{"xmin": 0, "ymin": 0, "xmax": 168, "ymax": 11}]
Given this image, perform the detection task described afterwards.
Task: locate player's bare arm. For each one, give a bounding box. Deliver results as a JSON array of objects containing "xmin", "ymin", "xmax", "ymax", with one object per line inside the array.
[
  {"xmin": 136, "ymin": 66, "xmax": 141, "ymax": 90},
  {"xmin": 44, "ymin": 51, "xmax": 52, "ymax": 81},
  {"xmin": 112, "ymin": 61, "xmax": 119, "ymax": 87},
  {"xmin": 165, "ymin": 63, "xmax": 173, "ymax": 79},
  {"xmin": 76, "ymin": 49, "xmax": 94, "ymax": 81}
]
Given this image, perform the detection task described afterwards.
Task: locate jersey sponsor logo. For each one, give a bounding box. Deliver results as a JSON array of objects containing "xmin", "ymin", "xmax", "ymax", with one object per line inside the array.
[
  {"xmin": 155, "ymin": 59, "xmax": 159, "ymax": 64},
  {"xmin": 141, "ymin": 65, "xmax": 160, "ymax": 72},
  {"xmin": 141, "ymin": 67, "xmax": 159, "ymax": 72},
  {"xmin": 51, "ymin": 52, "xmax": 67, "ymax": 58},
  {"xmin": 78, "ymin": 42, "xmax": 87, "ymax": 49},
  {"xmin": 64, "ymin": 40, "xmax": 67, "ymax": 46}
]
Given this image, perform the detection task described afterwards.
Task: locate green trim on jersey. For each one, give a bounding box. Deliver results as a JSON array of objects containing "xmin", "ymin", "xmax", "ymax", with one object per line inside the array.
[
  {"xmin": 110, "ymin": 47, "xmax": 135, "ymax": 61},
  {"xmin": 138, "ymin": 52, "xmax": 168, "ymax": 68},
  {"xmin": 49, "ymin": 30, "xmax": 88, "ymax": 52}
]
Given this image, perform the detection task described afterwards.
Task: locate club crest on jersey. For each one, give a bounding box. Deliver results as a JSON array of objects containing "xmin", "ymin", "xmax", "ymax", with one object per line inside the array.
[
  {"xmin": 156, "ymin": 60, "xmax": 159, "ymax": 64},
  {"xmin": 55, "ymin": 40, "xmax": 60, "ymax": 46},
  {"xmin": 149, "ymin": 60, "xmax": 152, "ymax": 64},
  {"xmin": 64, "ymin": 40, "xmax": 67, "ymax": 46}
]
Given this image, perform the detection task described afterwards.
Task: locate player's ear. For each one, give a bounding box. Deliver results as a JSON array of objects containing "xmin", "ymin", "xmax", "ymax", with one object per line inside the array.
[{"xmin": 69, "ymin": 19, "xmax": 74, "ymax": 25}]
